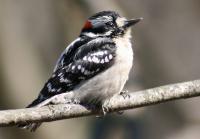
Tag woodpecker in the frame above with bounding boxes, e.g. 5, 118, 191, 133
18, 11, 142, 131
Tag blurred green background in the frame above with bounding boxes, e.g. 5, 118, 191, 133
0, 0, 200, 139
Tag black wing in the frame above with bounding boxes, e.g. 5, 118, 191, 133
53, 37, 92, 72
28, 37, 116, 107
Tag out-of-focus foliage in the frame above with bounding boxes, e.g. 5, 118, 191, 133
0, 0, 200, 139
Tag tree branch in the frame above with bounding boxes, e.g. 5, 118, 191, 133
0, 80, 200, 127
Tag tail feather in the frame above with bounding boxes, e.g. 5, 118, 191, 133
17, 97, 44, 132
18, 92, 74, 131
18, 81, 56, 131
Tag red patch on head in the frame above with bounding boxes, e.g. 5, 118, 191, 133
83, 20, 92, 30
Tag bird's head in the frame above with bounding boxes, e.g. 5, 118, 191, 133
80, 11, 142, 38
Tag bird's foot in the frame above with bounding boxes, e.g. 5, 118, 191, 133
119, 90, 130, 99
47, 94, 80, 113
102, 105, 109, 115
115, 90, 130, 115
71, 98, 80, 104
101, 99, 111, 115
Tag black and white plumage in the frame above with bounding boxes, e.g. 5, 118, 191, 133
19, 11, 142, 131
28, 37, 116, 107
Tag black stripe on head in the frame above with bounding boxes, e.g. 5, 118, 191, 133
89, 11, 120, 21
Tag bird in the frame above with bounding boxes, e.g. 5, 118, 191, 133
18, 11, 142, 131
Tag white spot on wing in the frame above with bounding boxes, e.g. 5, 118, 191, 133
83, 56, 87, 61
72, 65, 75, 70
109, 54, 113, 60
58, 73, 63, 77
47, 83, 56, 92
60, 77, 69, 83
88, 57, 92, 62
57, 88, 62, 92
81, 67, 85, 73
78, 65, 81, 70
105, 56, 109, 62
100, 59, 104, 63
99, 51, 104, 56
96, 68, 100, 72
92, 56, 100, 63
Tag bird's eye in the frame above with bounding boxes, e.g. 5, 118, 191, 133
106, 22, 114, 27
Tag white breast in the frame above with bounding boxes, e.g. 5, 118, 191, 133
73, 30, 133, 104
114, 29, 133, 66
113, 29, 133, 91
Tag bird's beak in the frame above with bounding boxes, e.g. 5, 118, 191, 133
124, 17, 143, 28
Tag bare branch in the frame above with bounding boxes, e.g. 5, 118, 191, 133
0, 80, 200, 127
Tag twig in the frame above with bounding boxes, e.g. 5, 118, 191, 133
0, 79, 200, 127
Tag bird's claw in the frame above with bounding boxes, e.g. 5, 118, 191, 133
101, 100, 111, 115
102, 105, 110, 115
71, 98, 80, 104
47, 105, 56, 113
120, 90, 130, 99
